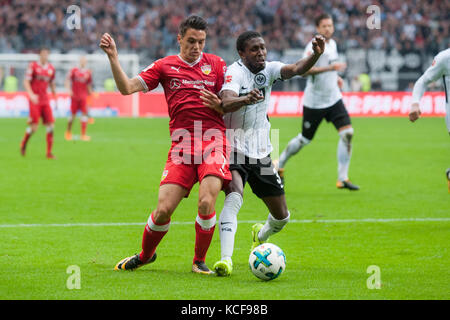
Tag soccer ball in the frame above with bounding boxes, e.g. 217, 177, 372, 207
249, 243, 286, 281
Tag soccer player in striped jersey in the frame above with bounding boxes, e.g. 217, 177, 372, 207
201, 31, 325, 276
409, 48, 450, 192
276, 13, 360, 191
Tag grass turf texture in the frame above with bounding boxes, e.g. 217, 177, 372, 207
0, 117, 449, 300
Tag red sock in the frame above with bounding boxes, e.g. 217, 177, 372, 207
193, 211, 216, 263
46, 131, 53, 155
21, 132, 31, 149
139, 212, 170, 263
81, 121, 87, 136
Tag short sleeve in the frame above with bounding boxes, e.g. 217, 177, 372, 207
267, 61, 286, 84
214, 57, 227, 93
137, 59, 163, 93
220, 65, 243, 95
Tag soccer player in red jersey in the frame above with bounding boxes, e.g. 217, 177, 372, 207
65, 56, 93, 141
100, 16, 232, 274
21, 47, 57, 159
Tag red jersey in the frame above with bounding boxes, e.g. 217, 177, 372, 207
68, 67, 92, 100
25, 61, 55, 104
138, 53, 227, 134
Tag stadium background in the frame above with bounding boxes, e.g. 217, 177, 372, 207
0, 0, 448, 118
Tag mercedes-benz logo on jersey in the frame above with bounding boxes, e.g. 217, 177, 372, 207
170, 78, 181, 90
254, 73, 266, 87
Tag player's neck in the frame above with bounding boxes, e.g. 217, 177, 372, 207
178, 52, 203, 66
39, 59, 48, 67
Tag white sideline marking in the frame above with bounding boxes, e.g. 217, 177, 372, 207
0, 218, 449, 228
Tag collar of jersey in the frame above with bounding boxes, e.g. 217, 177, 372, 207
177, 52, 203, 67
37, 61, 49, 68
238, 59, 261, 75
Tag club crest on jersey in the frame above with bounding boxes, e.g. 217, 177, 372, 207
254, 73, 267, 87
201, 64, 212, 75
226, 75, 233, 83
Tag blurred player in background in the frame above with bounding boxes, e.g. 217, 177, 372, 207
100, 16, 231, 275
276, 13, 359, 191
65, 56, 93, 141
409, 48, 450, 192
20, 47, 56, 159
200, 31, 325, 276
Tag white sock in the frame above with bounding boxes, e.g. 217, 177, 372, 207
258, 212, 290, 242
337, 127, 354, 181
219, 192, 243, 261
279, 134, 310, 168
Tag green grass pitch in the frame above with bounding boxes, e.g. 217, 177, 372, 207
0, 116, 449, 300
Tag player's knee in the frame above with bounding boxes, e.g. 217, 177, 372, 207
298, 133, 311, 145
153, 205, 174, 223
339, 127, 354, 144
198, 193, 215, 216
225, 181, 243, 196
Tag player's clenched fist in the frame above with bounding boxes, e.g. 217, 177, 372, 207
245, 88, 264, 105
409, 103, 421, 122
99, 33, 118, 58
311, 35, 325, 55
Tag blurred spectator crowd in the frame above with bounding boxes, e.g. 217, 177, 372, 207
0, 0, 448, 60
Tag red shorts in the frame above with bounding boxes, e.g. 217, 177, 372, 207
28, 101, 54, 125
160, 139, 232, 197
70, 98, 87, 115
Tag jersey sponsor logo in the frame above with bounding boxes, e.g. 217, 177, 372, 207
254, 73, 267, 87
170, 78, 181, 90
181, 79, 215, 86
200, 64, 211, 75
226, 75, 233, 83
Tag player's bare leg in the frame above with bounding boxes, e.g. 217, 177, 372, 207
336, 125, 359, 190
252, 195, 290, 249
214, 170, 244, 276
20, 123, 38, 156
65, 114, 75, 140
115, 183, 187, 271
45, 124, 55, 159
80, 113, 90, 141
193, 175, 222, 275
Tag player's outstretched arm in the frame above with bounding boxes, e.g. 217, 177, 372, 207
409, 55, 445, 122
280, 35, 325, 79
200, 89, 264, 114
99, 33, 144, 95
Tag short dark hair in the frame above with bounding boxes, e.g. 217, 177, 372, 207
39, 47, 50, 53
178, 15, 208, 37
315, 13, 332, 26
236, 31, 263, 52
